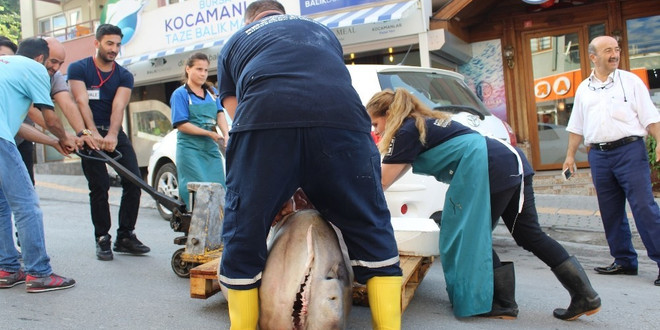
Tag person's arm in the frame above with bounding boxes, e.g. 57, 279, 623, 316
177, 122, 222, 142
41, 108, 77, 154
53, 91, 98, 149
221, 96, 238, 120
216, 111, 230, 147
102, 86, 131, 152
381, 163, 412, 191
69, 79, 103, 146
16, 123, 68, 156
26, 107, 46, 127
563, 132, 584, 175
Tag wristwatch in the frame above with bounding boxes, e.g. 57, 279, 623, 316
77, 129, 93, 137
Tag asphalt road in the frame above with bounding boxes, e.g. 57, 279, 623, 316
2, 175, 659, 329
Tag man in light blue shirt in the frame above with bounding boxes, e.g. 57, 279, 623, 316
0, 37, 76, 292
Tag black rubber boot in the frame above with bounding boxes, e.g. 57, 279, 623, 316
480, 262, 518, 319
551, 256, 602, 320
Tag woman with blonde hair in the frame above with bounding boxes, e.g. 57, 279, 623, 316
170, 52, 229, 208
367, 88, 601, 321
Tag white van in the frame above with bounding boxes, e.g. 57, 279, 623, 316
146, 65, 516, 221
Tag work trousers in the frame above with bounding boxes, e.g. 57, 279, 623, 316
490, 174, 569, 269
81, 129, 141, 239
219, 127, 402, 290
589, 139, 660, 269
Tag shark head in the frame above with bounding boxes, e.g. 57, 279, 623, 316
260, 209, 353, 329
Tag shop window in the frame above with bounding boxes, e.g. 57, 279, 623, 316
627, 15, 660, 110
530, 36, 552, 53
37, 9, 83, 40
38, 19, 51, 35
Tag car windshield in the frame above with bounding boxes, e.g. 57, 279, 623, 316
377, 71, 491, 117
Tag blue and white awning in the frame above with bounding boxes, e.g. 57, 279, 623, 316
313, 1, 418, 29
117, 39, 227, 66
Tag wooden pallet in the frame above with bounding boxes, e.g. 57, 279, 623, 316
351, 255, 433, 312
189, 255, 222, 299
189, 253, 433, 312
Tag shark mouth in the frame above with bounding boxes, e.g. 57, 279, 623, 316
292, 227, 315, 329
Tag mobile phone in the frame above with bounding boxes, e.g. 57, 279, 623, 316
562, 168, 572, 181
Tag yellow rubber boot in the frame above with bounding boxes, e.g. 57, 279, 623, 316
227, 288, 259, 330
367, 276, 402, 330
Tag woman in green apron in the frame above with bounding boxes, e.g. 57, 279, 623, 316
367, 88, 493, 317
170, 53, 229, 208
367, 89, 601, 321
367, 88, 600, 320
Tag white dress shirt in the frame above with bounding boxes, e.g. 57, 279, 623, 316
567, 69, 660, 145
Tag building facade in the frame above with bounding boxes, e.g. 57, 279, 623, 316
19, 0, 660, 172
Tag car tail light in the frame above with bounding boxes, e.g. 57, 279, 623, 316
502, 121, 517, 146
371, 131, 381, 144
400, 204, 408, 215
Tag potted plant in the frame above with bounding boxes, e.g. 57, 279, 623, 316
646, 135, 660, 191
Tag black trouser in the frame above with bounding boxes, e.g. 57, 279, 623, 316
81, 129, 141, 239
490, 174, 569, 269
17, 140, 34, 186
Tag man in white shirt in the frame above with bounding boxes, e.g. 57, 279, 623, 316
564, 35, 660, 286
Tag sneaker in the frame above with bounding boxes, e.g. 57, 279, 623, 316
96, 235, 114, 261
113, 232, 150, 255
25, 273, 75, 293
0, 270, 26, 288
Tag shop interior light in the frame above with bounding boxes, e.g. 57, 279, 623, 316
503, 45, 515, 69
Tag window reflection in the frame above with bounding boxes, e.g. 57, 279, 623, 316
627, 15, 660, 111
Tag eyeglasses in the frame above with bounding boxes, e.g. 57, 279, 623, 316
587, 69, 627, 102
587, 78, 614, 91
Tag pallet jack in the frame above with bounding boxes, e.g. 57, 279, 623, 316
77, 149, 224, 278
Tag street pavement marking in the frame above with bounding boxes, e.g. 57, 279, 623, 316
557, 209, 597, 216
36, 181, 88, 194
538, 207, 624, 218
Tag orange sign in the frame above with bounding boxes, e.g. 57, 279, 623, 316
534, 69, 582, 102
534, 68, 649, 103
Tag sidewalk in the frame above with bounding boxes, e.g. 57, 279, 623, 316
34, 174, 637, 242
35, 173, 158, 210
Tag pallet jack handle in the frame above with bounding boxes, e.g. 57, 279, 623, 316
76, 149, 188, 216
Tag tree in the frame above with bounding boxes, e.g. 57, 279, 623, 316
0, 0, 21, 42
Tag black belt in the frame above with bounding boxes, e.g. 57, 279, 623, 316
591, 136, 641, 151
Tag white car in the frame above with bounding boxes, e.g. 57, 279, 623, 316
147, 65, 516, 222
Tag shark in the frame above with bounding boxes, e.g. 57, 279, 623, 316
259, 209, 354, 330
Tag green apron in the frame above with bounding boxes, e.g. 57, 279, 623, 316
176, 93, 225, 208
412, 133, 493, 317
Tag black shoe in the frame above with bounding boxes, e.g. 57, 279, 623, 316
655, 272, 660, 286
594, 262, 637, 275
113, 233, 150, 255
96, 235, 113, 261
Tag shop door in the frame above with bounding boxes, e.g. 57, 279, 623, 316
524, 25, 604, 170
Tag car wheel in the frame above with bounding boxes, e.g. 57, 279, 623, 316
431, 211, 442, 228
154, 162, 179, 220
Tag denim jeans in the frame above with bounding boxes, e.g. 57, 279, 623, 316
81, 129, 141, 239
0, 138, 52, 277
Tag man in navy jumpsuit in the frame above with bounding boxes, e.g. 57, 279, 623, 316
216, 1, 402, 328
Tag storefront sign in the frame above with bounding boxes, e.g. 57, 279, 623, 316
534, 70, 581, 102
330, 7, 423, 45
300, 0, 381, 15
534, 68, 649, 103
119, 0, 248, 59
